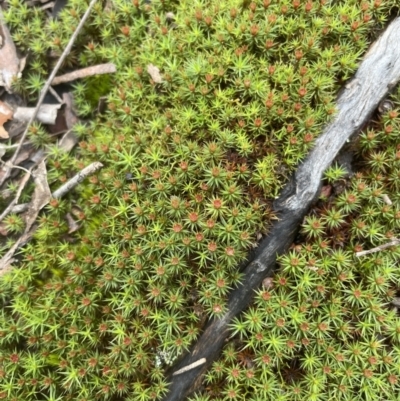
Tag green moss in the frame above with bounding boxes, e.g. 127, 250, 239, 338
1, 0, 400, 400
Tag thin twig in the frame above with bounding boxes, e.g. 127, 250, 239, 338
172, 358, 206, 376
51, 63, 116, 85
355, 239, 400, 257
10, 162, 104, 214
52, 162, 103, 198
0, 0, 99, 188
0, 166, 33, 223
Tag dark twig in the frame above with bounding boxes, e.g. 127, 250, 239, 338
162, 16, 400, 401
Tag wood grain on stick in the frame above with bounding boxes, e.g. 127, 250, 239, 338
51, 63, 116, 86
162, 17, 400, 401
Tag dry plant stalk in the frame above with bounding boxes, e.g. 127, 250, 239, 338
0, 167, 33, 223
355, 239, 400, 257
51, 62, 116, 85
172, 359, 207, 376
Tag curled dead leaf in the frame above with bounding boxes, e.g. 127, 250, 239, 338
0, 17, 23, 93
23, 161, 52, 232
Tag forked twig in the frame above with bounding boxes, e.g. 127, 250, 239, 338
10, 162, 104, 214
52, 161, 103, 198
0, 161, 103, 274
0, 0, 99, 188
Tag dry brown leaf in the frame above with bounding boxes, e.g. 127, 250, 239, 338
320, 185, 332, 198
147, 64, 163, 83
30, 149, 45, 163
56, 92, 78, 151
0, 101, 13, 138
14, 146, 35, 168
23, 161, 51, 232
3, 119, 25, 139
0, 18, 23, 93
0, 128, 9, 139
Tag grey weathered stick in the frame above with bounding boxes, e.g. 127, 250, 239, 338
163, 17, 400, 401
10, 203, 30, 215
0, 0, 98, 188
